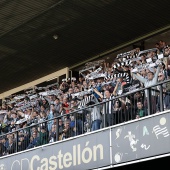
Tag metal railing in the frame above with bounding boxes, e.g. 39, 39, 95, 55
0, 79, 170, 156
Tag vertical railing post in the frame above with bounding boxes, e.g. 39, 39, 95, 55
103, 101, 106, 128
89, 108, 92, 132
74, 112, 77, 135
56, 118, 59, 141
16, 131, 18, 152
159, 84, 164, 112
146, 88, 152, 115
81, 109, 83, 134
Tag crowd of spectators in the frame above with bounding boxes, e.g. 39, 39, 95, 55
0, 40, 170, 156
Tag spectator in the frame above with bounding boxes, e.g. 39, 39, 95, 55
84, 113, 91, 133
40, 98, 49, 111
156, 87, 170, 112
113, 76, 124, 96
26, 131, 40, 149
3, 112, 13, 133
49, 124, 57, 143
18, 134, 29, 152
58, 119, 64, 140
102, 90, 115, 127
0, 142, 6, 157
54, 98, 62, 115
157, 72, 167, 90
132, 66, 160, 114
61, 120, 71, 140
38, 126, 48, 146
66, 88, 74, 102
93, 77, 104, 101
62, 97, 70, 115
106, 83, 115, 94
115, 64, 132, 89
86, 95, 102, 131
0, 39, 170, 156
47, 107, 54, 133
0, 136, 7, 154
113, 99, 124, 124
69, 114, 77, 137
135, 101, 146, 119
6, 137, 16, 155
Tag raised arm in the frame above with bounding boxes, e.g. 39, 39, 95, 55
152, 66, 160, 84
132, 71, 147, 84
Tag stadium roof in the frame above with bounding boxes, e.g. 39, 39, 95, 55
0, 0, 170, 94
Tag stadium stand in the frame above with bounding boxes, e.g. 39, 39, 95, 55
0, 1, 170, 169
0, 39, 170, 156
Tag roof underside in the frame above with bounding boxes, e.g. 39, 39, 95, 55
0, 0, 170, 93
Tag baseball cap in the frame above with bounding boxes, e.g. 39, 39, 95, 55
148, 68, 155, 74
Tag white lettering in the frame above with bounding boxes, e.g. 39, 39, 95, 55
11, 160, 20, 170
30, 155, 40, 170
11, 142, 104, 170
63, 152, 72, 168
73, 145, 76, 166
93, 144, 104, 161
58, 150, 63, 169
49, 156, 57, 170
40, 158, 48, 170
82, 141, 92, 164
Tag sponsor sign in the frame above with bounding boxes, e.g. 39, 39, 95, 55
0, 130, 110, 170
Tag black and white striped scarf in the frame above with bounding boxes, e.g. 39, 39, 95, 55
78, 95, 94, 107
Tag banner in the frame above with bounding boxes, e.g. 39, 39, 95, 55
1, 111, 170, 169
0, 130, 110, 170
112, 112, 170, 164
